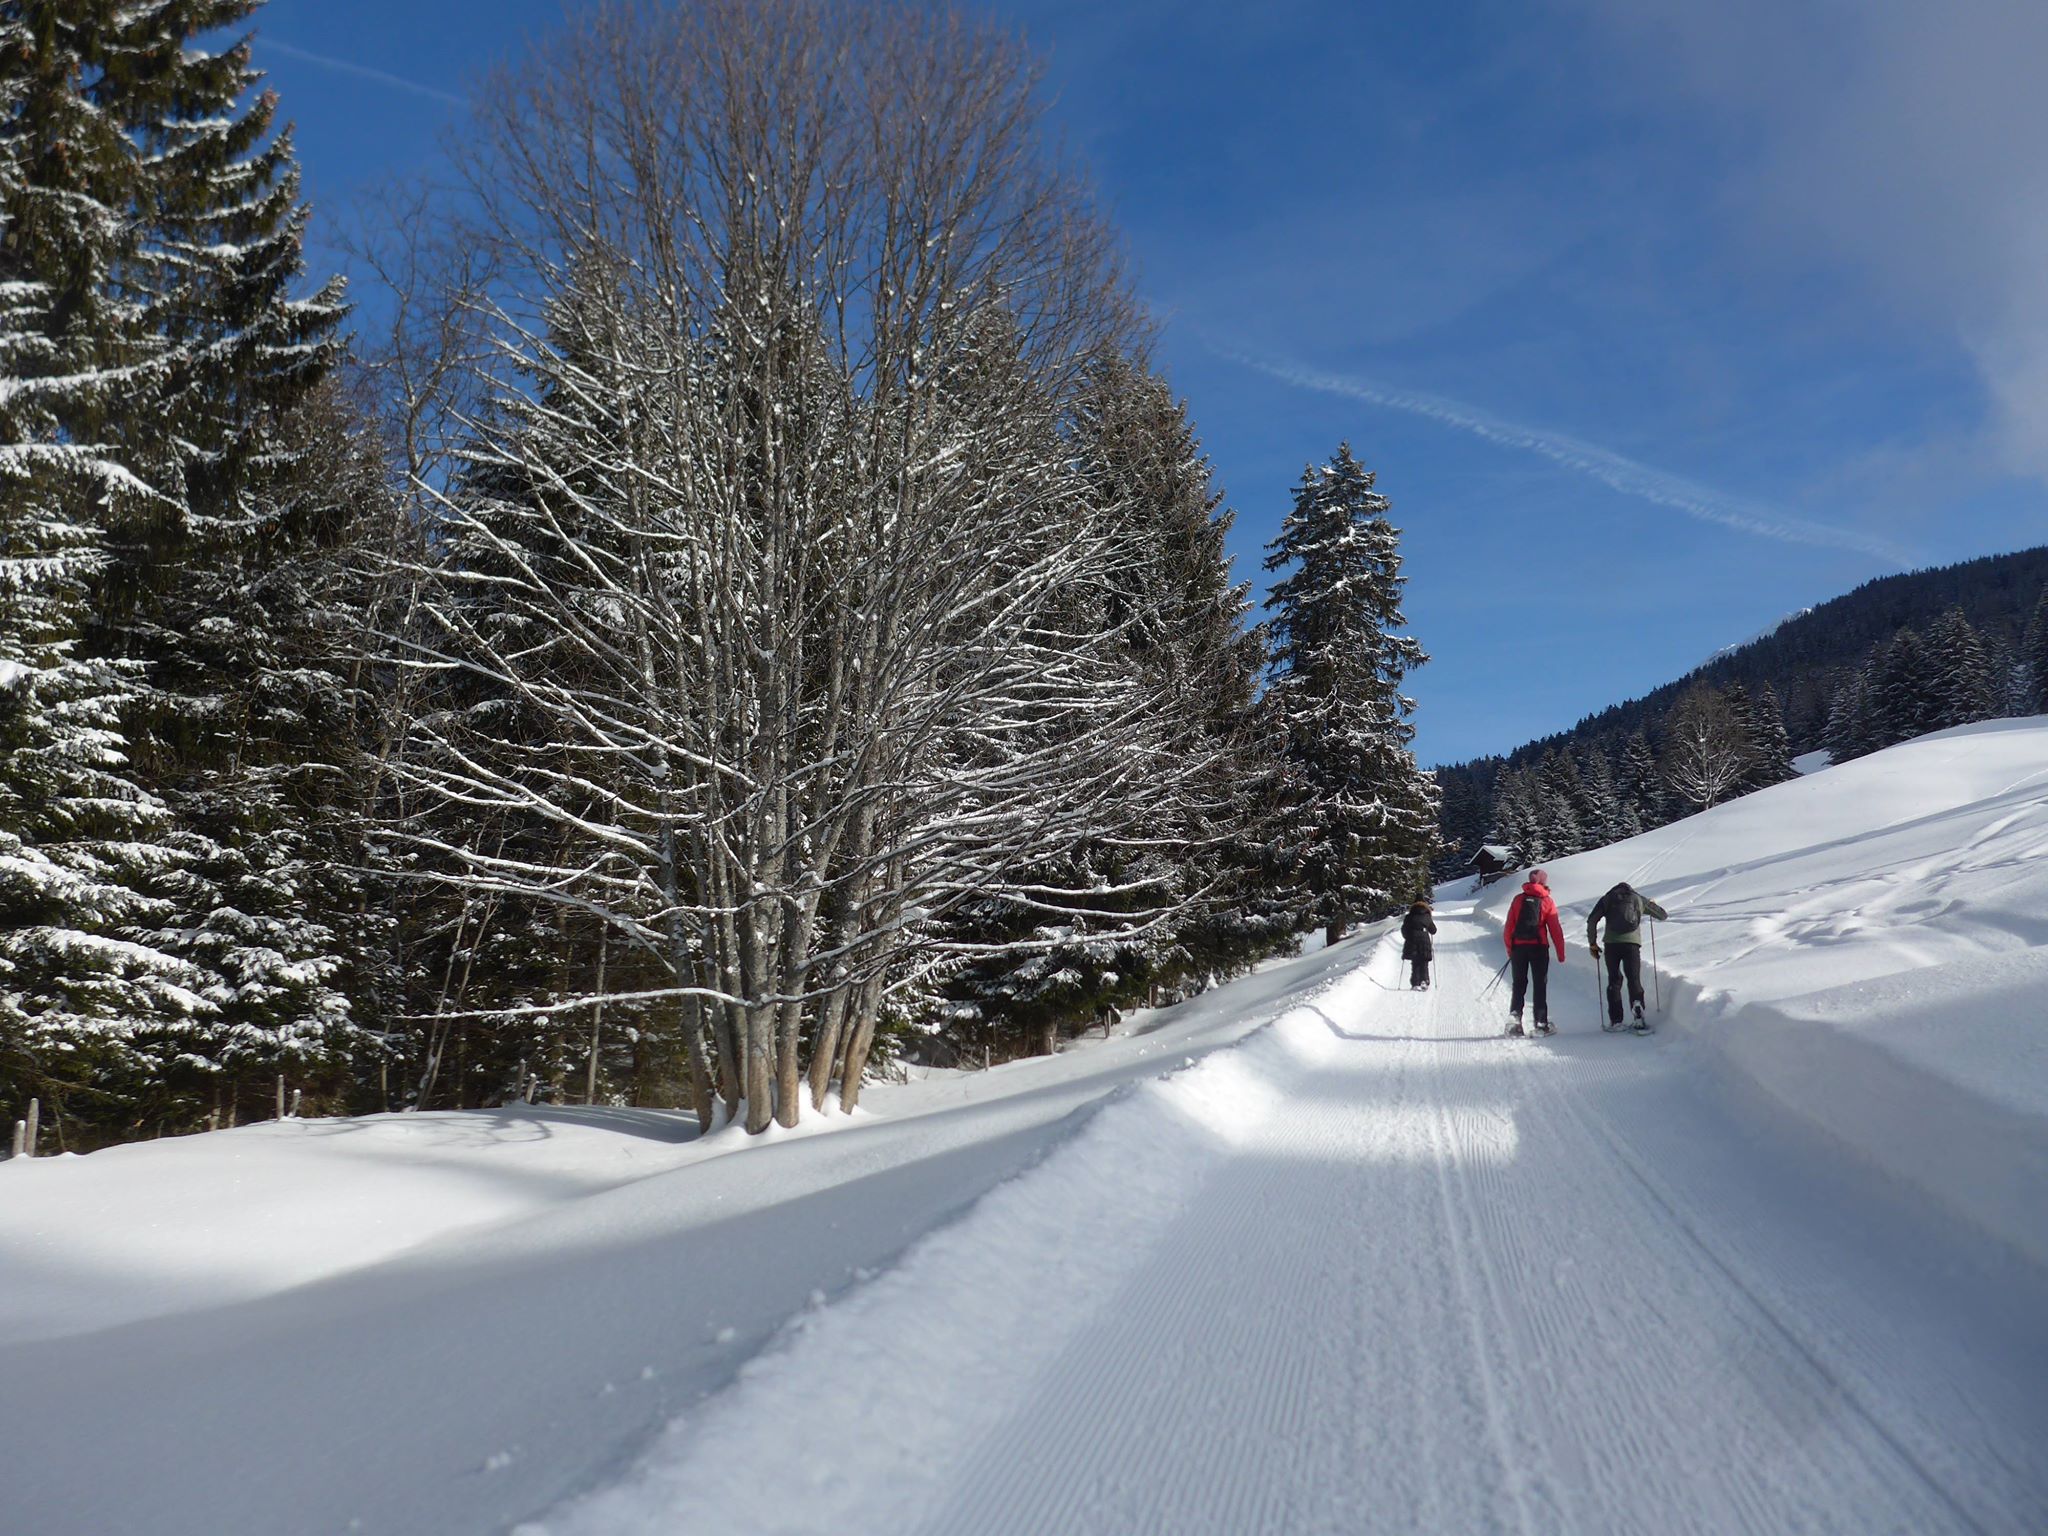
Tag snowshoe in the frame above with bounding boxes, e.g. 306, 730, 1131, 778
1504, 1014, 1524, 1038
1535, 1020, 1556, 1036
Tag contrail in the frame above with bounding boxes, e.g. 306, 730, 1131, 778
261, 38, 472, 110
1212, 343, 1920, 569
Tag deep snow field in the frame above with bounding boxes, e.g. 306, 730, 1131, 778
3, 718, 2045, 1535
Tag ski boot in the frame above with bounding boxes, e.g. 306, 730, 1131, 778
1504, 1011, 1525, 1038
1630, 1001, 1651, 1035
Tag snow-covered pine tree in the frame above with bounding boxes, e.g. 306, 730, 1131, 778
1486, 768, 1524, 865
0, 409, 208, 1131
0, 2, 352, 1138
1747, 682, 1796, 787
940, 356, 1280, 1049
89, 5, 349, 1133
148, 378, 393, 1124
1534, 747, 1586, 858
1863, 628, 1938, 750
1505, 765, 1550, 865
2024, 586, 2048, 714
1078, 358, 1286, 981
1263, 445, 1438, 944
1617, 730, 1664, 833
1577, 745, 1630, 845
0, 6, 217, 1139
1430, 765, 1494, 884
1823, 664, 1873, 762
1986, 631, 2028, 720
1923, 607, 1997, 731
1725, 681, 1793, 793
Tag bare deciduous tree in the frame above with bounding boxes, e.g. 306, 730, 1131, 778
1663, 685, 1752, 811
377, 0, 1209, 1131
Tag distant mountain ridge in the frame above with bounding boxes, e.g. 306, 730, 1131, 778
1433, 543, 2048, 875
1708, 606, 1813, 662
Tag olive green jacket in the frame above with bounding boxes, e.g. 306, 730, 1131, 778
1587, 883, 1667, 948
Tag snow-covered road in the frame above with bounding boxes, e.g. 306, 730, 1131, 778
541, 901, 2048, 1536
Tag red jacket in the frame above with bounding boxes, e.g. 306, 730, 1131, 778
1503, 882, 1566, 960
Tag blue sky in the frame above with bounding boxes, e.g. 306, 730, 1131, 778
257, 0, 2047, 765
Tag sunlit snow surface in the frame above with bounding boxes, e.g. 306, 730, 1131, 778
2, 719, 2046, 1536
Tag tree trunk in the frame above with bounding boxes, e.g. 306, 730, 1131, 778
772, 904, 811, 1128
684, 1022, 716, 1131
836, 975, 888, 1114
808, 981, 851, 1111
586, 930, 607, 1105
743, 1002, 775, 1133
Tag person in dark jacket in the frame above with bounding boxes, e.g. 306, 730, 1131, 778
1502, 869, 1566, 1035
1587, 880, 1669, 1030
1399, 896, 1436, 989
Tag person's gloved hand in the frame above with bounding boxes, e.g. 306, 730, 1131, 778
1590, 942, 1601, 959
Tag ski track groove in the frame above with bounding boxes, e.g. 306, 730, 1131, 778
921, 1026, 1404, 1536
1520, 1025, 1998, 1536
1421, 1015, 1547, 1536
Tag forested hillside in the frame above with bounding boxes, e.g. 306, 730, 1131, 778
1435, 545, 2048, 878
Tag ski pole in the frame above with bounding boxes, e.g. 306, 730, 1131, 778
1593, 945, 1603, 1029
1479, 957, 1509, 1000
1650, 919, 1662, 1014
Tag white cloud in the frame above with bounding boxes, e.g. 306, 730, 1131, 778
1211, 341, 1920, 567
1571, 0, 2048, 483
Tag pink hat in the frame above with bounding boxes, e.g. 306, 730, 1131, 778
1530, 868, 1549, 887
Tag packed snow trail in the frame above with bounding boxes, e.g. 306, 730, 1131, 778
532, 898, 2048, 1536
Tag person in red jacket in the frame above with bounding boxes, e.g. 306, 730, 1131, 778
1502, 868, 1566, 1036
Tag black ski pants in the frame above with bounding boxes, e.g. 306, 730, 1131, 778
1409, 954, 1430, 987
1509, 947, 1550, 1023
1605, 944, 1645, 1022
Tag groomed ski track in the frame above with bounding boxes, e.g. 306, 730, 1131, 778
537, 893, 2048, 1536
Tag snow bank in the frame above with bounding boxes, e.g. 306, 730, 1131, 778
0, 1105, 703, 1344
517, 955, 1391, 1536
1485, 717, 2048, 1265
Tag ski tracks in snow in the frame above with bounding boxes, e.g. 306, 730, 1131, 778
522, 912, 2048, 1536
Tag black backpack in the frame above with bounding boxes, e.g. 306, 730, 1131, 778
1610, 886, 1643, 932
1513, 889, 1544, 944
